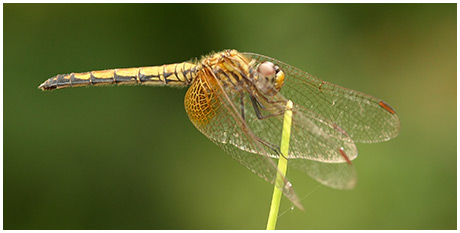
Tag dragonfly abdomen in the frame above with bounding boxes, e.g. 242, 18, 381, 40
38, 62, 198, 91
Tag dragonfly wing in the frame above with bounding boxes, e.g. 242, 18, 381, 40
289, 102, 358, 163
242, 93, 359, 189
185, 63, 358, 193
209, 78, 358, 164
184, 68, 303, 209
243, 52, 400, 143
289, 158, 357, 190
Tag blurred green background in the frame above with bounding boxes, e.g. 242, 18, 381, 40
4, 3, 456, 230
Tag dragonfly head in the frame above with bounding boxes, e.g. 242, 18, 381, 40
255, 61, 285, 96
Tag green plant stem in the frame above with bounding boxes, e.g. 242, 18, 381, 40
266, 100, 293, 230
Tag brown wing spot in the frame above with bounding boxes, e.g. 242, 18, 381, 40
379, 101, 396, 114
338, 147, 352, 165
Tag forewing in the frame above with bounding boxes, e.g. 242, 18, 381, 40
243, 52, 400, 143
216, 82, 358, 164
240, 92, 358, 189
289, 159, 357, 190
239, 53, 359, 188
186, 63, 357, 191
185, 69, 303, 209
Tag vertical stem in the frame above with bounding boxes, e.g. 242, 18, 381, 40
266, 100, 294, 230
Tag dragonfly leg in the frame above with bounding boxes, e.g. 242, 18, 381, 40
236, 94, 285, 159
240, 93, 245, 122
255, 90, 286, 105
247, 95, 289, 160
254, 135, 285, 160
249, 94, 263, 119
250, 95, 285, 120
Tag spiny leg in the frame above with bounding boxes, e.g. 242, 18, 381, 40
247, 95, 288, 159
250, 95, 285, 120
240, 93, 245, 122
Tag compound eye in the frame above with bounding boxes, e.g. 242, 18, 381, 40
274, 69, 285, 90
257, 62, 276, 77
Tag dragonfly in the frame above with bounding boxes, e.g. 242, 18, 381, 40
39, 49, 400, 209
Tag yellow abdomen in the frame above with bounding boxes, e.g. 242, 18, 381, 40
38, 62, 198, 90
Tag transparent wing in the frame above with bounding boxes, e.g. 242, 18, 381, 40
241, 92, 358, 189
184, 68, 303, 209
243, 52, 400, 143
289, 159, 357, 190
185, 62, 357, 193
